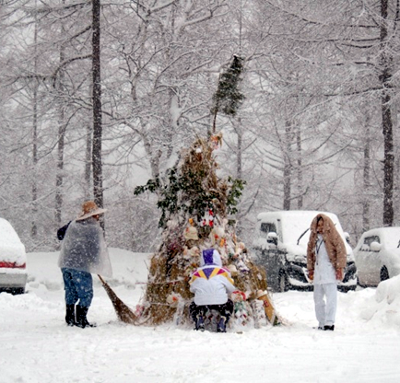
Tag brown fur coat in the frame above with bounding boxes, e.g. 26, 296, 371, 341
307, 214, 347, 272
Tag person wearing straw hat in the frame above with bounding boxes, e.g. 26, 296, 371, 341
58, 201, 112, 328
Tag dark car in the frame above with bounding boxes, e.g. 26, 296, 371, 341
252, 211, 357, 293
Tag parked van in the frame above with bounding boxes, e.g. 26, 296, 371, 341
252, 210, 357, 292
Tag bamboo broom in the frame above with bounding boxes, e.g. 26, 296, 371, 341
97, 275, 137, 325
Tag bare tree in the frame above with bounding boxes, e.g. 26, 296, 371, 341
92, 0, 103, 210
380, 0, 395, 226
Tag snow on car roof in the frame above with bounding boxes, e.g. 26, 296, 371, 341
256, 210, 346, 246
0, 217, 26, 264
360, 227, 400, 249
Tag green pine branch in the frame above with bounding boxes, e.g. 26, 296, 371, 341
211, 55, 245, 133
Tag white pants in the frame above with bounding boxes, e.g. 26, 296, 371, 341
313, 283, 337, 327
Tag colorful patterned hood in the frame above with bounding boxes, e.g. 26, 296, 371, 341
200, 248, 222, 267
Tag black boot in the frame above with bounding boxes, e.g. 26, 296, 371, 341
76, 305, 96, 328
65, 304, 76, 326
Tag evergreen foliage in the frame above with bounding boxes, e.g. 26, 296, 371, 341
226, 176, 246, 215
211, 55, 245, 120
134, 144, 246, 228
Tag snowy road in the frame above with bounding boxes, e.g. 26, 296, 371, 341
1, 249, 399, 383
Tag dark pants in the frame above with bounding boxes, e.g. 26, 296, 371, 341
189, 300, 234, 323
61, 268, 93, 308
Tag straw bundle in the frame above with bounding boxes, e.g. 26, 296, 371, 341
134, 136, 279, 327
97, 275, 137, 325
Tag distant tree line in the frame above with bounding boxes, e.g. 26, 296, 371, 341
0, 0, 399, 251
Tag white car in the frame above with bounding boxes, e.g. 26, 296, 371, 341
354, 227, 400, 287
0, 218, 27, 294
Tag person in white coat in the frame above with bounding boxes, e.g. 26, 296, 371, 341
189, 248, 236, 332
307, 214, 347, 331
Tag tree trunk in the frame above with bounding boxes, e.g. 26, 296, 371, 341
296, 126, 303, 209
362, 120, 371, 232
380, 0, 394, 226
283, 121, 292, 210
237, 119, 242, 180
85, 123, 92, 200
31, 1, 38, 238
92, 0, 104, 211
55, 84, 65, 227
55, 7, 66, 227
32, 83, 38, 238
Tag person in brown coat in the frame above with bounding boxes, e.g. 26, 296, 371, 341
307, 213, 347, 331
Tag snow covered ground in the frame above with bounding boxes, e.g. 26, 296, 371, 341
1, 248, 400, 383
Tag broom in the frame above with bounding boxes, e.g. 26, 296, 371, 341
97, 274, 138, 324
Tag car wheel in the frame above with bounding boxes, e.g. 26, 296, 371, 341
342, 285, 357, 293
278, 272, 289, 292
380, 267, 389, 282
11, 287, 25, 295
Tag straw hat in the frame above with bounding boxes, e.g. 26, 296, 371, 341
184, 226, 199, 240
76, 201, 107, 221
256, 289, 268, 299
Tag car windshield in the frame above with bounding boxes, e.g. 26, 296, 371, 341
284, 223, 312, 246
280, 213, 318, 246
281, 212, 346, 247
